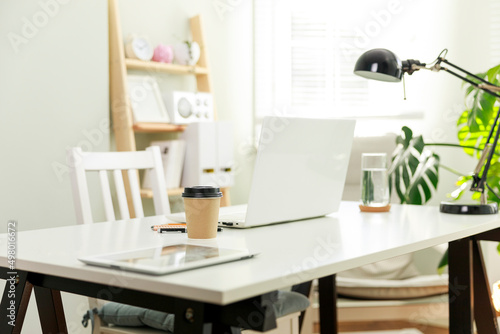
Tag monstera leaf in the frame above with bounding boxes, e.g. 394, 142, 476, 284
389, 127, 440, 204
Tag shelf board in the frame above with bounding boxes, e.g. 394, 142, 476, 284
133, 123, 186, 133
141, 188, 184, 198
125, 58, 209, 75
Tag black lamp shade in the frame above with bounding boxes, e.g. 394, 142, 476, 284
354, 48, 403, 82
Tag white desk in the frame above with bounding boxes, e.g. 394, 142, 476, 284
1, 201, 500, 333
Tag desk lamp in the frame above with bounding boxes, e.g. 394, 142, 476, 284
354, 48, 500, 214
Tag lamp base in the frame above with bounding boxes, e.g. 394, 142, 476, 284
440, 201, 498, 214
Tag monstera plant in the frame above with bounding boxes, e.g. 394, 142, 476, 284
389, 126, 440, 205
389, 63, 500, 271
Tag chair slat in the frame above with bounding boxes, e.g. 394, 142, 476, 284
68, 147, 94, 224
68, 146, 171, 224
98, 170, 116, 222
113, 169, 130, 220
83, 151, 155, 170
147, 146, 170, 215
127, 169, 144, 218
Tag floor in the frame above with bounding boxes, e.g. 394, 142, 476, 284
313, 320, 447, 334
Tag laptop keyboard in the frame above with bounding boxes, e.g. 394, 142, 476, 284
218, 212, 246, 225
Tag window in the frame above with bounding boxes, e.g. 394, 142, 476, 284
253, 0, 426, 135
490, 0, 500, 66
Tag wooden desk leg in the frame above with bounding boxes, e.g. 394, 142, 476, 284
473, 241, 500, 333
33, 286, 67, 334
318, 274, 337, 334
448, 238, 474, 333
0, 271, 32, 334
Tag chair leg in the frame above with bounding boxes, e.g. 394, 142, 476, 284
87, 298, 103, 334
291, 280, 313, 331
297, 282, 316, 334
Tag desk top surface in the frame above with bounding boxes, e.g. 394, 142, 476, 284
1, 201, 499, 305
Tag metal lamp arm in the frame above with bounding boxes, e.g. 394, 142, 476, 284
434, 58, 500, 199
440, 58, 497, 87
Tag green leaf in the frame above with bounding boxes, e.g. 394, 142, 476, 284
437, 249, 448, 275
497, 242, 500, 254
405, 152, 440, 204
485, 160, 500, 204
464, 85, 475, 97
486, 64, 500, 83
390, 127, 439, 204
457, 110, 492, 158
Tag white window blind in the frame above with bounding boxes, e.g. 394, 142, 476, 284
254, 0, 423, 122
490, 0, 500, 65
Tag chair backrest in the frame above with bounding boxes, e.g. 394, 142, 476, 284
68, 146, 170, 224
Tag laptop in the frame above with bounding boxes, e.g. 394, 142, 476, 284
78, 243, 258, 275
168, 116, 355, 228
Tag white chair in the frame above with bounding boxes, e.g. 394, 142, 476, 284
69, 146, 171, 334
68, 146, 302, 334
69, 146, 170, 225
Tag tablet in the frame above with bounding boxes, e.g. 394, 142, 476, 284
78, 243, 258, 275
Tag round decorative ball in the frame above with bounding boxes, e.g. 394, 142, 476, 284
173, 41, 201, 66
152, 44, 174, 63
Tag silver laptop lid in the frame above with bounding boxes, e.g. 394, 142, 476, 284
244, 117, 355, 227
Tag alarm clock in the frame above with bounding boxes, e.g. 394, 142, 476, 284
125, 34, 154, 61
164, 91, 214, 124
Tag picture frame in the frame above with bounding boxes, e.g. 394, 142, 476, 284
127, 75, 170, 123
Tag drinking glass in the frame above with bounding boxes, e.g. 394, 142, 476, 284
361, 153, 390, 208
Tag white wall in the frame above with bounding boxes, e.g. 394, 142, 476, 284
0, 0, 109, 233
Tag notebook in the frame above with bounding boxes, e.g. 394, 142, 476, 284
168, 116, 356, 228
78, 243, 257, 275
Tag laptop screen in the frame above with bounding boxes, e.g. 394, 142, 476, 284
244, 117, 355, 226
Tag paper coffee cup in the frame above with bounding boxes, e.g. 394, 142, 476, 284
182, 186, 223, 239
